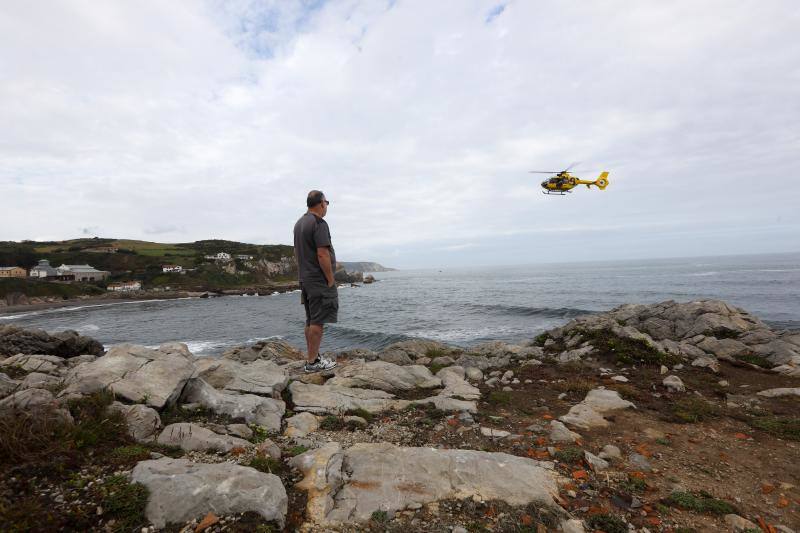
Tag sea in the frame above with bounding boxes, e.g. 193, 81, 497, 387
2, 253, 799, 357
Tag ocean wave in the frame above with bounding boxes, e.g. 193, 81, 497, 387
325, 325, 411, 350
687, 271, 719, 277
765, 319, 800, 331
463, 303, 593, 318
76, 324, 100, 332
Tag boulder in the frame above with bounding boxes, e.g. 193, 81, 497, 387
663, 375, 686, 392
60, 343, 195, 410
289, 381, 408, 415
131, 458, 287, 528
180, 378, 285, 432
223, 339, 303, 364
1, 354, 66, 375
466, 341, 543, 360
464, 367, 483, 381
691, 356, 720, 373
559, 389, 635, 429
326, 360, 441, 392
724, 514, 760, 532
0, 372, 20, 398
285, 412, 319, 438
584, 451, 609, 471
227, 423, 253, 439
157, 423, 253, 453
194, 358, 288, 397
0, 324, 104, 357
108, 401, 162, 442
696, 337, 750, 358
549, 420, 582, 443
377, 339, 455, 365
0, 387, 56, 411
19, 372, 61, 390
290, 442, 562, 524
435, 366, 480, 400
558, 346, 594, 363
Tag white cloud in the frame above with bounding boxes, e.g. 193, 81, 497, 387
1, 0, 799, 267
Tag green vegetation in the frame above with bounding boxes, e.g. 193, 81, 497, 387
621, 475, 647, 494
0, 278, 104, 299
553, 446, 583, 464
249, 424, 271, 443
0, 237, 296, 296
576, 328, 680, 366
287, 445, 309, 457
735, 353, 772, 368
586, 513, 627, 533
320, 415, 345, 431
486, 390, 513, 406
666, 491, 737, 515
248, 456, 282, 474
109, 445, 151, 463
532, 332, 550, 347
669, 397, 719, 424
748, 415, 800, 440
424, 347, 449, 358
345, 408, 374, 423
553, 378, 596, 395
369, 510, 389, 524
99, 475, 150, 532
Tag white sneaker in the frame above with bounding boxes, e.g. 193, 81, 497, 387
304, 357, 337, 373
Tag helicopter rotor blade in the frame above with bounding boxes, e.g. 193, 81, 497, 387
529, 171, 561, 174
562, 161, 581, 173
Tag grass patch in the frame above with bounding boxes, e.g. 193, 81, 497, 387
109, 445, 151, 463
666, 491, 737, 515
428, 363, 447, 375
98, 475, 149, 532
249, 456, 282, 474
586, 513, 627, 533
319, 415, 345, 431
735, 353, 772, 368
532, 332, 550, 347
669, 397, 719, 424
553, 446, 583, 464
620, 475, 647, 494
486, 390, 513, 406
249, 424, 271, 443
748, 415, 800, 440
424, 347, 448, 358
287, 445, 309, 457
369, 510, 389, 524
577, 328, 679, 366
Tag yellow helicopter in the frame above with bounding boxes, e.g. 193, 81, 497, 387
530, 166, 610, 195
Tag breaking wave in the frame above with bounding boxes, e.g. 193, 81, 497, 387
463, 303, 593, 319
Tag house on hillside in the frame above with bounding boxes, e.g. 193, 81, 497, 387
204, 252, 232, 262
236, 254, 254, 260
0, 266, 27, 278
107, 281, 141, 292
56, 264, 110, 282
162, 264, 183, 273
29, 259, 58, 278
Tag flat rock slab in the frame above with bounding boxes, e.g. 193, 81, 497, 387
194, 358, 288, 397
559, 388, 635, 429
290, 442, 562, 525
157, 423, 252, 453
60, 344, 195, 410
180, 378, 285, 432
0, 324, 104, 357
1, 354, 66, 375
289, 381, 408, 415
131, 458, 287, 528
757, 387, 800, 398
326, 360, 441, 392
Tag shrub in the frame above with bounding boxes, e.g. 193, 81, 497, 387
586, 513, 627, 533
99, 475, 149, 532
249, 456, 282, 474
666, 491, 737, 515
669, 397, 719, 424
319, 415, 344, 431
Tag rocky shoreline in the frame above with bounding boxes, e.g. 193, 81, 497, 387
1, 300, 799, 532
0, 282, 303, 315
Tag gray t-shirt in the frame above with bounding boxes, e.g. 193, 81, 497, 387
293, 212, 336, 285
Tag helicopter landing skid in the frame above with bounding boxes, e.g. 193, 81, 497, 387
542, 190, 570, 195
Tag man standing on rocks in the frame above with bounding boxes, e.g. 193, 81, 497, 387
294, 190, 338, 373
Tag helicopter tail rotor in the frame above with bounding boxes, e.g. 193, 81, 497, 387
594, 171, 610, 190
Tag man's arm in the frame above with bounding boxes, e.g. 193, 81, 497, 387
317, 247, 335, 287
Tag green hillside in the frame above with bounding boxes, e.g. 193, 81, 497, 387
0, 238, 296, 294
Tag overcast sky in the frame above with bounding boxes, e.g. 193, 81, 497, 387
1, 0, 799, 268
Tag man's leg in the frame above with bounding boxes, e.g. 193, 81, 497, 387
304, 325, 312, 361
307, 324, 324, 362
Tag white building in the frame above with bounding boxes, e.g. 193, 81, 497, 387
236, 254, 254, 261
162, 264, 183, 273
56, 264, 110, 282
107, 281, 141, 292
204, 252, 232, 262
29, 259, 57, 278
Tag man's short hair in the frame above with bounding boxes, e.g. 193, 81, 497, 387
307, 190, 325, 208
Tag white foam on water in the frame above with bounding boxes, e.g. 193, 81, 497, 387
76, 324, 100, 332
687, 271, 719, 277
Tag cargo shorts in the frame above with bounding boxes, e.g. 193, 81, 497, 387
300, 282, 338, 326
